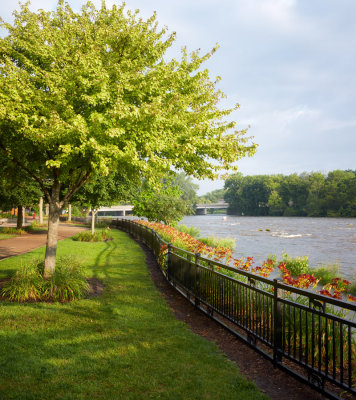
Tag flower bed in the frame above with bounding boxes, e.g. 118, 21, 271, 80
138, 221, 356, 303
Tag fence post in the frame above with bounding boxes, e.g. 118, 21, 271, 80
195, 253, 201, 308
150, 228, 154, 250
166, 243, 172, 282
273, 278, 283, 365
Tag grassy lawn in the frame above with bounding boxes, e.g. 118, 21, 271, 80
0, 229, 268, 400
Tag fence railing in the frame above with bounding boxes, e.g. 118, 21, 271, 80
113, 219, 356, 400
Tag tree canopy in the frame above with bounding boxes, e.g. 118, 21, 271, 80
0, 1, 256, 275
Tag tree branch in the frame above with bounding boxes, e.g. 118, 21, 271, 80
62, 170, 92, 204
0, 141, 50, 202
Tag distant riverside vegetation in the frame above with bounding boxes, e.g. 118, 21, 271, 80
201, 170, 356, 217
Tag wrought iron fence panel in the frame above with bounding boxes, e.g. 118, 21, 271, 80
114, 219, 356, 399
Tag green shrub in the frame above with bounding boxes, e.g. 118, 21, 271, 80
95, 220, 112, 228
199, 236, 236, 250
310, 263, 341, 285
72, 228, 113, 242
0, 227, 26, 235
279, 252, 309, 276
177, 224, 201, 237
1, 257, 89, 302
266, 253, 277, 267
0, 212, 12, 218
25, 221, 47, 232
350, 275, 356, 296
1, 259, 44, 302
42, 257, 89, 301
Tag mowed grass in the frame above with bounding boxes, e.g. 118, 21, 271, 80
0, 229, 268, 400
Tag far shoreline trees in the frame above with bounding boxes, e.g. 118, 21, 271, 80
223, 170, 356, 217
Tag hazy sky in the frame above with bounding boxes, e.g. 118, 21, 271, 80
1, 0, 355, 194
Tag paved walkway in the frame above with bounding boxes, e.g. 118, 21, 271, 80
0, 224, 87, 260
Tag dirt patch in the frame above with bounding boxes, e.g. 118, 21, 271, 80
137, 239, 327, 400
87, 277, 105, 297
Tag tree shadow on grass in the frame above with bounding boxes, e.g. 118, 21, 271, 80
0, 291, 233, 400
0, 229, 266, 400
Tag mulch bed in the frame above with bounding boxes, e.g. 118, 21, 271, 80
137, 239, 328, 400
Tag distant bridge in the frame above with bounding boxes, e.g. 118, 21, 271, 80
96, 201, 229, 218
195, 202, 228, 215
97, 205, 133, 217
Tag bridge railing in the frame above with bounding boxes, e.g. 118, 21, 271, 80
112, 218, 356, 400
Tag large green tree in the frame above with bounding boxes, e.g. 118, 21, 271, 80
224, 173, 271, 215
322, 170, 356, 217
0, 1, 256, 276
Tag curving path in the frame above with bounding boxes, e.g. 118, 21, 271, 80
0, 224, 87, 260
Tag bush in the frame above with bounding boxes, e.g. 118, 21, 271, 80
95, 220, 112, 228
73, 228, 113, 242
310, 263, 340, 285
350, 275, 356, 296
0, 212, 12, 218
0, 227, 26, 235
199, 236, 236, 250
279, 252, 309, 276
1, 259, 44, 302
25, 221, 47, 232
41, 257, 89, 302
1, 257, 89, 302
176, 224, 200, 237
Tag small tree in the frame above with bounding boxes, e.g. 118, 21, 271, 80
72, 171, 135, 233
133, 181, 191, 225
0, 2, 256, 277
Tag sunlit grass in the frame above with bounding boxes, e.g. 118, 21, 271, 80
0, 229, 267, 400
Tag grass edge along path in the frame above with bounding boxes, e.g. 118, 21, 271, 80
0, 229, 268, 400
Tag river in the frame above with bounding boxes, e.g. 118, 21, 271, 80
180, 215, 356, 280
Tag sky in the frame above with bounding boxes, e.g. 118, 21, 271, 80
1, 0, 355, 195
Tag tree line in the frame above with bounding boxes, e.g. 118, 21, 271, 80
224, 170, 356, 217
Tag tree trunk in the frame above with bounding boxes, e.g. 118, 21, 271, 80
39, 197, 43, 224
91, 209, 97, 234
44, 183, 62, 278
45, 203, 49, 216
68, 204, 72, 222
16, 206, 23, 230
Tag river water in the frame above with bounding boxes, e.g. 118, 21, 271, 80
180, 215, 356, 280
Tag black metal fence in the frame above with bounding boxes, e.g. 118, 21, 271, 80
113, 219, 356, 400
